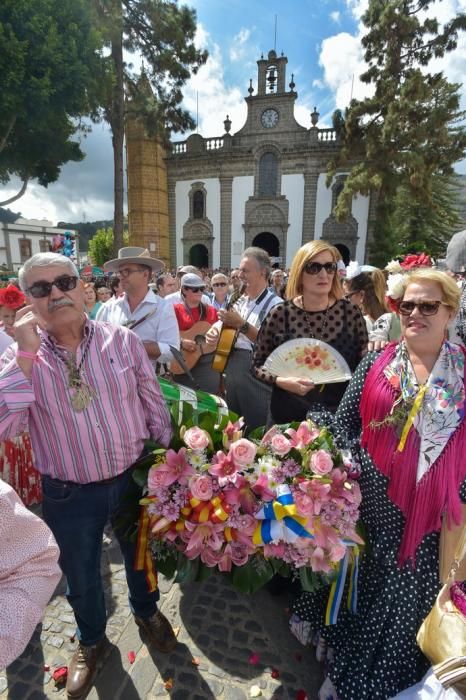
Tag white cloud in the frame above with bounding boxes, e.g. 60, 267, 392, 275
319, 32, 371, 110
330, 10, 341, 23
230, 28, 251, 62
178, 24, 248, 137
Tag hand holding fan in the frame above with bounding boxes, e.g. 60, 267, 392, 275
263, 339, 352, 384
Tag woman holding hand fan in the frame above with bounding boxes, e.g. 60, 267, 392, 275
252, 241, 368, 424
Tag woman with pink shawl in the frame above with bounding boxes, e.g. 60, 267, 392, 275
293, 267, 466, 700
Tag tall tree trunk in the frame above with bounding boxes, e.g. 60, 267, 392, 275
0, 177, 29, 206
110, 13, 125, 258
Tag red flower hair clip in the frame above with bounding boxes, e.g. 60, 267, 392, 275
0, 284, 26, 309
399, 253, 432, 270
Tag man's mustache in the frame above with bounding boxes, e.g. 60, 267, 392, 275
48, 299, 74, 312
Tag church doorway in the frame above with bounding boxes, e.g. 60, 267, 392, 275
334, 243, 350, 266
252, 232, 280, 258
189, 244, 209, 269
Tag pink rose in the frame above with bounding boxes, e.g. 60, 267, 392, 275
270, 433, 292, 456
148, 467, 170, 494
189, 474, 213, 501
183, 426, 211, 451
229, 438, 257, 467
310, 449, 333, 476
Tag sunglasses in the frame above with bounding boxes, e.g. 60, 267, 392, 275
118, 267, 146, 279
398, 300, 449, 316
212, 282, 227, 287
304, 261, 337, 275
183, 285, 205, 293
26, 275, 78, 299
345, 290, 360, 299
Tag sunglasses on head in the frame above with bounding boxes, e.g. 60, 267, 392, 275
398, 300, 448, 316
183, 285, 205, 293
26, 275, 78, 299
213, 282, 227, 287
304, 261, 337, 275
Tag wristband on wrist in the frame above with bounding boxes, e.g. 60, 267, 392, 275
239, 321, 249, 334
16, 350, 38, 361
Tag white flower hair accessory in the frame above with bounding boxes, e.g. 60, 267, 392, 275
337, 259, 346, 277
345, 260, 362, 280
385, 259, 403, 274
386, 273, 405, 301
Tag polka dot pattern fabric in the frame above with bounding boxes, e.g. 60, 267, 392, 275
292, 352, 466, 699
252, 298, 368, 422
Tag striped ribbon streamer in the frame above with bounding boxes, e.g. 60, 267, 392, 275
325, 544, 360, 625
397, 383, 427, 452
134, 506, 158, 593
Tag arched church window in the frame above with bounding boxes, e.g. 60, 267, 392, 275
193, 190, 205, 219
259, 152, 278, 197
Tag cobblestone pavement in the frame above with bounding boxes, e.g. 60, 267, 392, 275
1, 531, 322, 700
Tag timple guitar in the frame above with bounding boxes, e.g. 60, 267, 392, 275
170, 321, 214, 375
211, 289, 243, 373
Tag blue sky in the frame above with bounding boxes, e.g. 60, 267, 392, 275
2, 0, 465, 224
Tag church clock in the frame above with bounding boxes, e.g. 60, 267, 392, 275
261, 108, 279, 128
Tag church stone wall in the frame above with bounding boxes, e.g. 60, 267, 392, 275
282, 173, 305, 264
231, 176, 254, 267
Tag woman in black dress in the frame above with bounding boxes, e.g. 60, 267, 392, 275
252, 240, 368, 423
293, 267, 466, 699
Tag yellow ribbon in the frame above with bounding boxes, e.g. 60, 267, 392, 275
397, 383, 428, 452
135, 506, 158, 593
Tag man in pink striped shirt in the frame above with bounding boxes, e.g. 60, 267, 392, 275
0, 253, 176, 698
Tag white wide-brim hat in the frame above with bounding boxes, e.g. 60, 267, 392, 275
104, 247, 164, 273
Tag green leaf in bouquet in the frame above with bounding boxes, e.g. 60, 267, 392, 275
270, 558, 292, 579
231, 555, 275, 594
195, 562, 214, 582
132, 466, 152, 488
299, 566, 335, 593
174, 553, 200, 583
154, 551, 178, 579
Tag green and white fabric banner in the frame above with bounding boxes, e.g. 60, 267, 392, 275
159, 378, 229, 424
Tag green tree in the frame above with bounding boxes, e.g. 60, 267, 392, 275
92, 0, 207, 256
88, 227, 128, 266
0, 0, 103, 206
328, 0, 466, 266
390, 174, 466, 257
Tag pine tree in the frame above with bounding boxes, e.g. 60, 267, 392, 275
92, 0, 207, 256
328, 0, 466, 264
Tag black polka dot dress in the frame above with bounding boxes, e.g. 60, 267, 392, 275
292, 352, 466, 699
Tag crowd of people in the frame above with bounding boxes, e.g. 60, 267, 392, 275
0, 238, 465, 700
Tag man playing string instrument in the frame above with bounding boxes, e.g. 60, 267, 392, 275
0, 253, 176, 698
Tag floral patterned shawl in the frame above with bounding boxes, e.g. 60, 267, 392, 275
360, 341, 466, 567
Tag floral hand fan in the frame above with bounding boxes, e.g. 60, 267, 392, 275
263, 339, 352, 383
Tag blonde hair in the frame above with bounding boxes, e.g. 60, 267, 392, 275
401, 268, 461, 313
286, 241, 343, 300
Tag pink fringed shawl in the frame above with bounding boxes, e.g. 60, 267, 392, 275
360, 342, 466, 567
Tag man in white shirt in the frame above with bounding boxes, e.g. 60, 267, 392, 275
207, 247, 281, 430
97, 247, 180, 364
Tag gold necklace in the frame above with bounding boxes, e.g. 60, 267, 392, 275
48, 327, 96, 412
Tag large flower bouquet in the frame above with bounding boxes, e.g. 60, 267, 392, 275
134, 402, 363, 612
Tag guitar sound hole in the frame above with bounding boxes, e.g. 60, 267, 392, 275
194, 334, 206, 345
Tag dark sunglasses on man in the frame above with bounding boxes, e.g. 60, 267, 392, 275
212, 282, 227, 288
304, 261, 337, 275
26, 275, 78, 299
183, 285, 206, 293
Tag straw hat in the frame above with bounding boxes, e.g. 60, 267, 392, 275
104, 247, 164, 273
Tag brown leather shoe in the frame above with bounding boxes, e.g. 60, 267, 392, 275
134, 610, 177, 653
66, 639, 106, 698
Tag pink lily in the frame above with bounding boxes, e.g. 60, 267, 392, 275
286, 421, 320, 449
222, 418, 245, 448
310, 545, 332, 573
217, 544, 233, 572
251, 473, 275, 502
157, 448, 194, 486
223, 477, 257, 514
183, 520, 224, 559
208, 450, 239, 483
